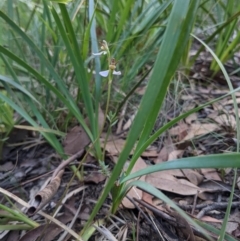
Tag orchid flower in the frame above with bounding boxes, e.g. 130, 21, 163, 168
92, 40, 121, 78
99, 70, 121, 77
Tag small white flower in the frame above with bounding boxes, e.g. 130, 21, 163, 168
99, 70, 121, 77
92, 51, 107, 56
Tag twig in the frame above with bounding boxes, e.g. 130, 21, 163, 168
133, 198, 175, 223
191, 191, 198, 215
51, 149, 84, 181
197, 201, 240, 219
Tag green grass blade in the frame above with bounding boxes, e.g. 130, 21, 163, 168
105, 1, 119, 41
218, 168, 237, 241
0, 46, 91, 139
126, 0, 199, 175
88, 0, 101, 102
0, 75, 39, 104
0, 92, 63, 152
128, 85, 240, 169
121, 153, 240, 183
0, 11, 71, 99
192, 34, 240, 150
112, 0, 135, 44
127, 32, 240, 177
52, 5, 97, 137
0, 50, 63, 153
192, 35, 240, 241
190, 11, 240, 66
196, 219, 238, 241
55, 4, 102, 158
57, 4, 94, 103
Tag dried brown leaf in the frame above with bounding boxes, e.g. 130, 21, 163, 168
198, 180, 232, 193
183, 123, 219, 141
197, 192, 215, 201
233, 228, 240, 239
142, 192, 154, 204
19, 224, 56, 241
97, 106, 105, 130
200, 168, 221, 181
135, 86, 147, 95
123, 113, 136, 130
154, 146, 169, 163
185, 113, 198, 124
195, 236, 208, 241
121, 186, 142, 209
85, 172, 106, 184
226, 222, 239, 235
160, 169, 185, 178
168, 149, 184, 161
146, 174, 204, 196
63, 125, 90, 155
169, 209, 195, 241
169, 122, 189, 136
19, 213, 73, 241
181, 95, 195, 101
79, 206, 90, 220
85, 106, 105, 131
141, 149, 158, 157
212, 114, 236, 127
182, 169, 203, 186
121, 158, 147, 209
149, 171, 177, 181
200, 216, 222, 223
154, 136, 175, 163
102, 137, 131, 156
0, 162, 14, 172
169, 121, 189, 141
5, 231, 20, 241
207, 111, 219, 119
223, 97, 240, 105
116, 103, 127, 134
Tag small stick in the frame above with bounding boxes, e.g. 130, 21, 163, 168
196, 201, 240, 219
191, 191, 198, 215
51, 149, 84, 181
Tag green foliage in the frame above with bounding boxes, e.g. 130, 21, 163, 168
0, 203, 38, 230
0, 90, 14, 133
0, 90, 14, 159
193, 0, 240, 74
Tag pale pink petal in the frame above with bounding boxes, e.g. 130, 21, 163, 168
99, 70, 109, 77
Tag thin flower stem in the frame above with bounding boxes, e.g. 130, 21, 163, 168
100, 72, 113, 162
94, 40, 119, 167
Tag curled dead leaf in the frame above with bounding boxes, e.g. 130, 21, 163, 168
28, 170, 64, 216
